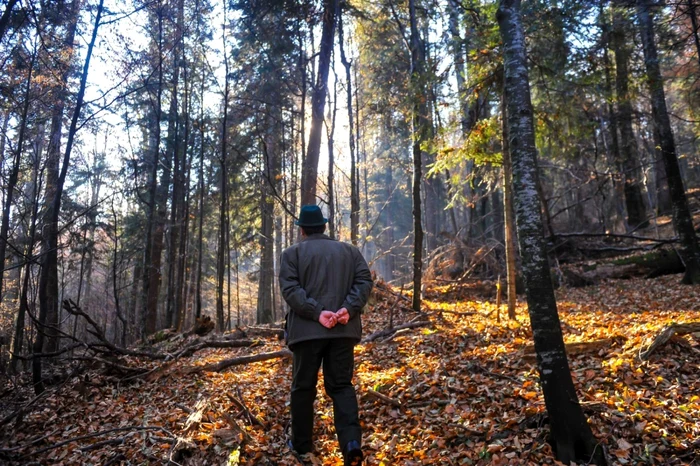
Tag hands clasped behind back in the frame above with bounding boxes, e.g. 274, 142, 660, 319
318, 308, 350, 329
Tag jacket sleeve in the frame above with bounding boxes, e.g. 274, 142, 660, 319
279, 247, 324, 322
341, 248, 374, 319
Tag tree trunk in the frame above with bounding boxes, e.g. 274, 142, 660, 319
0, 0, 19, 43
501, 89, 518, 320
195, 61, 205, 319
0, 40, 37, 305
327, 87, 336, 239
9, 123, 41, 373
256, 138, 275, 325
300, 0, 338, 205
141, 1, 165, 337
409, 0, 425, 313
637, 0, 700, 284
497, 1, 606, 464
687, 0, 700, 68
216, 9, 230, 332
34, 0, 103, 394
338, 8, 359, 245
612, 1, 648, 228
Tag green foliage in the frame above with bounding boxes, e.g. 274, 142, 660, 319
430, 116, 502, 175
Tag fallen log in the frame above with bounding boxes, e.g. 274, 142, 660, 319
244, 326, 285, 339
187, 349, 292, 373
639, 322, 700, 360
361, 321, 432, 344
522, 336, 627, 362
174, 339, 259, 359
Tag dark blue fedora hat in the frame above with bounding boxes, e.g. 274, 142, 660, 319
295, 205, 328, 227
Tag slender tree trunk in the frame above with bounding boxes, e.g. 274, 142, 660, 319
216, 12, 230, 332
338, 7, 359, 245
501, 88, 517, 320
497, 2, 606, 464
327, 81, 337, 238
0, 40, 37, 305
175, 62, 192, 331
256, 139, 275, 324
9, 129, 41, 373
195, 73, 205, 319
300, 0, 338, 205
111, 201, 126, 347
637, 0, 700, 284
34, 0, 103, 393
409, 0, 425, 313
612, 1, 648, 228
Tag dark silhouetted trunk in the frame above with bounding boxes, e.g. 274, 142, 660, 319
637, 0, 700, 284
409, 0, 425, 312
34, 0, 103, 393
612, 1, 648, 228
300, 0, 338, 205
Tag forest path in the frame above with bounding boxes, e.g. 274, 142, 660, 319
1, 275, 699, 465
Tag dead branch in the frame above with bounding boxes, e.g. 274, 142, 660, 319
21, 426, 173, 458
186, 349, 292, 373
365, 388, 402, 408
227, 389, 266, 428
522, 336, 627, 363
639, 322, 700, 360
361, 321, 432, 344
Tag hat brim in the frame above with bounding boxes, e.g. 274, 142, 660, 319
295, 218, 328, 227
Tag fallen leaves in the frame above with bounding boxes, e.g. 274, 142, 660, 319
0, 275, 699, 464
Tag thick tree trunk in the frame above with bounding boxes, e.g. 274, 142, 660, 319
497, 1, 606, 464
637, 1, 700, 284
409, 0, 425, 313
612, 2, 648, 228
141, 2, 165, 337
600, 1, 627, 231
36, 0, 81, 354
34, 0, 103, 393
300, 0, 338, 205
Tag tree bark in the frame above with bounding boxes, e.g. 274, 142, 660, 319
0, 40, 37, 305
141, 0, 165, 337
0, 0, 19, 43
338, 8, 359, 245
497, 1, 606, 464
501, 88, 517, 320
409, 0, 425, 313
216, 8, 230, 332
637, 0, 700, 284
300, 0, 338, 205
612, 1, 648, 228
34, 0, 104, 393
35, 0, 81, 353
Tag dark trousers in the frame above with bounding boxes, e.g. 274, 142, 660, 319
290, 338, 361, 454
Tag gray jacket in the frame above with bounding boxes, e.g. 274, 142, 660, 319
279, 234, 373, 346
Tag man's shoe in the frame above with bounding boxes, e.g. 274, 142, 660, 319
343, 440, 363, 466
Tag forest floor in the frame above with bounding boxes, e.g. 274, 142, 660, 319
1, 275, 699, 465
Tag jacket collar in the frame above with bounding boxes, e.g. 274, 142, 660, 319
300, 233, 332, 242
